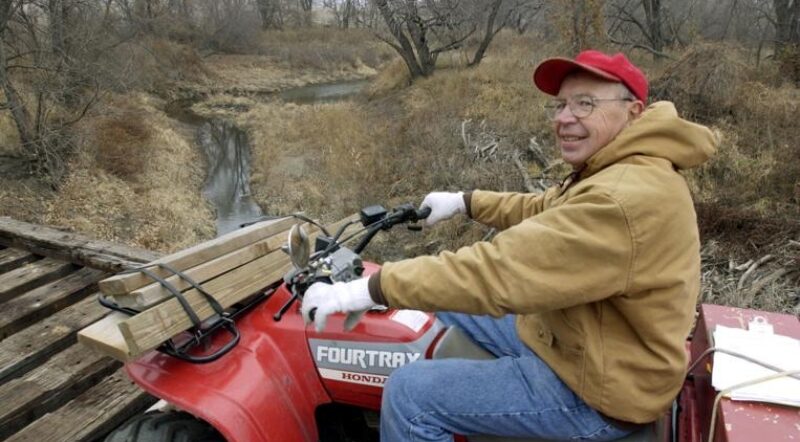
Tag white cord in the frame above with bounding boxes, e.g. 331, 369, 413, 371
686, 347, 800, 442
707, 369, 800, 442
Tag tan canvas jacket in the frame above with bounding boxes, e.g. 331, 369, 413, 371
372, 102, 717, 423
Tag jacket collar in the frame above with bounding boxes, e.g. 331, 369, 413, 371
576, 101, 717, 181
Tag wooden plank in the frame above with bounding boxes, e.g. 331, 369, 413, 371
0, 248, 37, 274
0, 343, 119, 440
118, 250, 293, 358
0, 295, 107, 383
0, 217, 159, 272
117, 223, 318, 309
6, 370, 155, 442
98, 216, 297, 296
76, 214, 360, 361
0, 258, 76, 304
77, 313, 131, 362
0, 267, 106, 340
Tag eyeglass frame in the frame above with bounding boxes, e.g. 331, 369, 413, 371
544, 94, 635, 120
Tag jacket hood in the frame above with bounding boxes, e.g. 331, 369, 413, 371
583, 101, 717, 177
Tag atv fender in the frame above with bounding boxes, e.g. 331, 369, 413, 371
125, 295, 331, 442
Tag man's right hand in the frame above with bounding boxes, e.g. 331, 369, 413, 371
420, 192, 466, 226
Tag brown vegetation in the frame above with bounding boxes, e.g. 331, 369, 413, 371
91, 115, 153, 180
46, 94, 215, 252
1, 93, 215, 253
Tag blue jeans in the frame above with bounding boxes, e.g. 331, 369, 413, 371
379, 313, 633, 441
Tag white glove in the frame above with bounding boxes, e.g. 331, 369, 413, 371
301, 278, 377, 332
420, 191, 466, 226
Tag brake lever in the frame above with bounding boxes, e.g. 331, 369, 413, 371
274, 285, 300, 321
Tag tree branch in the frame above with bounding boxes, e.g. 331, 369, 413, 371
607, 34, 674, 59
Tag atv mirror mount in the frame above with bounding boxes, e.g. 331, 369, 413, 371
287, 224, 310, 269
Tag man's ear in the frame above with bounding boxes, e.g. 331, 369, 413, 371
629, 100, 645, 119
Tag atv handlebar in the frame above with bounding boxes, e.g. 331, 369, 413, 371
352, 204, 429, 254
417, 206, 432, 220
303, 204, 429, 324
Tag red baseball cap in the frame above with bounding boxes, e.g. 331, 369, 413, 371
533, 50, 648, 103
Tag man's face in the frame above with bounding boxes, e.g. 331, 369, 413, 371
552, 73, 642, 169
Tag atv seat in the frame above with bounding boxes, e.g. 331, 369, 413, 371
431, 326, 663, 442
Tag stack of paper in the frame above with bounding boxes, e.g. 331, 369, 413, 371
711, 324, 800, 407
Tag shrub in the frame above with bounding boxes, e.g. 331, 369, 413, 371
91, 114, 152, 180
653, 43, 800, 219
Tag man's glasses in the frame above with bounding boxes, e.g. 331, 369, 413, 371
544, 94, 633, 120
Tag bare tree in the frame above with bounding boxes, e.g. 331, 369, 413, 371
298, 0, 311, 25
468, 1, 542, 66
468, 0, 504, 66
548, 0, 605, 55
0, 0, 108, 184
342, 0, 355, 28
372, 0, 518, 79
773, 0, 800, 83
0, 0, 35, 149
256, 0, 283, 29
607, 0, 670, 59
328, 0, 357, 28
507, 0, 543, 34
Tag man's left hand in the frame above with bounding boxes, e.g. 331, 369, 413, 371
301, 278, 377, 332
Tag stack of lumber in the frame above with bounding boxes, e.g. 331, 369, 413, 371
79, 214, 359, 363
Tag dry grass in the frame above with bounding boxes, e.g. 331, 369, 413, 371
91, 114, 152, 180
200, 53, 378, 95
239, 32, 559, 258
0, 114, 20, 155
668, 45, 800, 218
365, 58, 411, 96
235, 100, 394, 223
0, 176, 52, 222
97, 37, 211, 95
255, 28, 394, 70
651, 43, 752, 121
193, 28, 394, 97
700, 239, 799, 314
647, 43, 800, 312
392, 32, 553, 191
41, 93, 215, 252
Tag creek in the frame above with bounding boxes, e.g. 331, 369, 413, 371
196, 120, 262, 236
279, 79, 369, 104
165, 79, 367, 237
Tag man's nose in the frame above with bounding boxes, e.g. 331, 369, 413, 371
553, 104, 578, 123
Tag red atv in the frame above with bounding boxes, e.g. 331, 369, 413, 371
102, 203, 799, 442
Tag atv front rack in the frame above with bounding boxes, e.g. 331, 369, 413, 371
99, 262, 277, 363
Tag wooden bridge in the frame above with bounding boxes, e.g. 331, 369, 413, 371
0, 217, 163, 441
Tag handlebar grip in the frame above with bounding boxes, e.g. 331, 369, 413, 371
416, 206, 432, 220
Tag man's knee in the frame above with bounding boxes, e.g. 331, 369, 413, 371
383, 360, 442, 410
384, 361, 420, 404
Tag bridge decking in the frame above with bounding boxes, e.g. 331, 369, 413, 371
0, 217, 161, 441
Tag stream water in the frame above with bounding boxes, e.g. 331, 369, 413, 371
280, 79, 369, 104
166, 79, 367, 237
196, 120, 262, 236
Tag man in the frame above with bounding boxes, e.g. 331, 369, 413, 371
301, 50, 717, 441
